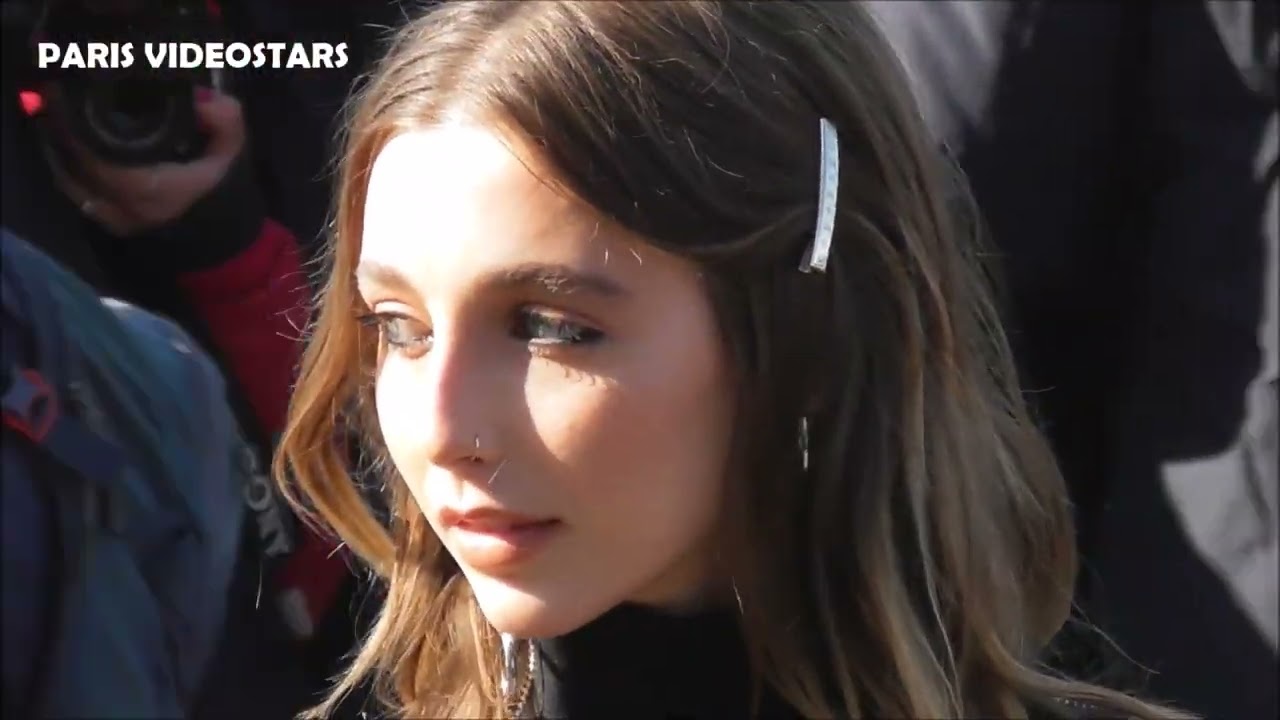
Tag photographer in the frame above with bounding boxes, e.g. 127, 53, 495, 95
37, 83, 306, 440
1, 2, 358, 717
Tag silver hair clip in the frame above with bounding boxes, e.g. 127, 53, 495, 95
800, 117, 840, 273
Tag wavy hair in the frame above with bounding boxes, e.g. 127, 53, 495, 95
276, 2, 1192, 718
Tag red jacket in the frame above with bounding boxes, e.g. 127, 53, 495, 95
93, 125, 348, 641
176, 217, 306, 438
177, 213, 347, 641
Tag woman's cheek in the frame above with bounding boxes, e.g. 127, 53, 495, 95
374, 357, 427, 481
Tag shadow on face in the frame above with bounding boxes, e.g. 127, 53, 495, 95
357, 122, 737, 638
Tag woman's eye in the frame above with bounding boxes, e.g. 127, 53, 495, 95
512, 307, 603, 347
359, 312, 433, 358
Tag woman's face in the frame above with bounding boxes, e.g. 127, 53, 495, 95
358, 123, 735, 638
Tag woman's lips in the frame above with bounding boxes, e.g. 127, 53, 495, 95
442, 508, 563, 571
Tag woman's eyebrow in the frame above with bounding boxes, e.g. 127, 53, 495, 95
355, 260, 415, 295
355, 260, 630, 300
495, 262, 629, 299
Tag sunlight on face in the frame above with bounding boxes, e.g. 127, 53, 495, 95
358, 124, 735, 638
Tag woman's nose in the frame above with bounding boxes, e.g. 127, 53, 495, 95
413, 330, 504, 470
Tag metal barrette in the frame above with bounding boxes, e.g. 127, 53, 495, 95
799, 117, 840, 273
795, 118, 840, 474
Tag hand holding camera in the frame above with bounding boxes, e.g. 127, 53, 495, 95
43, 85, 245, 237
10, 0, 247, 238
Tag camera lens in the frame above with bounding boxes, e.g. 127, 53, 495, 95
84, 77, 176, 151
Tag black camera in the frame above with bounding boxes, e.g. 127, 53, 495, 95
11, 0, 222, 165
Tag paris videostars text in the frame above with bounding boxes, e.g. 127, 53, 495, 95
38, 42, 350, 70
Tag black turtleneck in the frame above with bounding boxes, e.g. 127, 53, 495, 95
526, 604, 1101, 720
530, 603, 796, 719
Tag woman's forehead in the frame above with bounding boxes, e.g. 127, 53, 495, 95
362, 126, 563, 246
357, 125, 694, 302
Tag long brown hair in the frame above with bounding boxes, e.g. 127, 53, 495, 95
276, 2, 1191, 718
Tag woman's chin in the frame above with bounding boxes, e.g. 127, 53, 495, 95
466, 572, 604, 639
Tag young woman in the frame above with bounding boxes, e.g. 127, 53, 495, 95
276, 2, 1193, 718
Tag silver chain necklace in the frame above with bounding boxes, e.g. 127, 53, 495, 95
501, 634, 538, 718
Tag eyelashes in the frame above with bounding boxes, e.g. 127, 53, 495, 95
357, 307, 604, 360
359, 311, 432, 358
512, 307, 604, 347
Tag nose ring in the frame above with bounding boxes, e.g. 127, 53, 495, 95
472, 435, 481, 461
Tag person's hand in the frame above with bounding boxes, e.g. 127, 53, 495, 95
43, 87, 247, 237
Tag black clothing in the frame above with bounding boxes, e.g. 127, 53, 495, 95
530, 604, 1113, 720
869, 3, 1278, 719
534, 604, 792, 719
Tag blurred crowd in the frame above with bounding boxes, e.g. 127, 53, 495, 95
1, 2, 1274, 719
